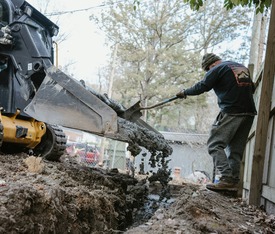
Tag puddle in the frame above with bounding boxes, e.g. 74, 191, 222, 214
130, 192, 176, 229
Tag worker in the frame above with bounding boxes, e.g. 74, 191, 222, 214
176, 53, 257, 192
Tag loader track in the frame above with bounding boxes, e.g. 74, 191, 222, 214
33, 124, 67, 161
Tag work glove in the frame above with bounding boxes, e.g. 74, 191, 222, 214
0, 26, 13, 45
176, 89, 187, 99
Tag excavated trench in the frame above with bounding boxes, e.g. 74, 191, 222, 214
127, 182, 181, 230
108, 117, 176, 231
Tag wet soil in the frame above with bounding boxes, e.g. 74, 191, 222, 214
0, 153, 274, 234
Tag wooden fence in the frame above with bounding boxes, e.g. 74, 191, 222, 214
242, 2, 275, 214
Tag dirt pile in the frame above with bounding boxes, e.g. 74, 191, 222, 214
126, 181, 275, 233
0, 153, 147, 233
0, 153, 274, 234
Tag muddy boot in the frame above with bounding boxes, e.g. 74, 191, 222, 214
206, 180, 238, 192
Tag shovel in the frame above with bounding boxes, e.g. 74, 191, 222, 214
121, 96, 179, 122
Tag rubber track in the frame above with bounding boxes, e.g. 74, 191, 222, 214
44, 124, 67, 161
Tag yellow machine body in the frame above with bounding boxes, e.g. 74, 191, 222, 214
0, 110, 46, 149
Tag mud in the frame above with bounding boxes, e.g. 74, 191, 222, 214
0, 153, 147, 233
1, 153, 275, 233
117, 118, 172, 156
117, 118, 173, 199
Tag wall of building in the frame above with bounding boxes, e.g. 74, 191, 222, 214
133, 133, 213, 179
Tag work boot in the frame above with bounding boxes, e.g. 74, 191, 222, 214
206, 180, 238, 192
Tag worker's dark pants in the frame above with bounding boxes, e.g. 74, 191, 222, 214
207, 112, 255, 183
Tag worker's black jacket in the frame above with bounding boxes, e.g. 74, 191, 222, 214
184, 61, 257, 115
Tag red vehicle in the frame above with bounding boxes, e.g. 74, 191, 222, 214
67, 143, 100, 166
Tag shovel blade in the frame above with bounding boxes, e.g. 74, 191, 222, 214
121, 96, 179, 123
120, 101, 143, 122
24, 66, 118, 135
120, 101, 160, 134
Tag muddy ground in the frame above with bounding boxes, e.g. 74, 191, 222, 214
0, 152, 274, 234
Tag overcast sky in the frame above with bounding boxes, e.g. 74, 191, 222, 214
27, 0, 109, 84
25, 0, 254, 85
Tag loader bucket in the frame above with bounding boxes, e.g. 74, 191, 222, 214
24, 66, 118, 136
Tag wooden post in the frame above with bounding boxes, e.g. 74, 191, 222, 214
248, 1, 275, 205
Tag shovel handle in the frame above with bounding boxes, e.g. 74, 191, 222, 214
140, 96, 179, 110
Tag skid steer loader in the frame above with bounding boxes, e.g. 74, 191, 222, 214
0, 0, 160, 161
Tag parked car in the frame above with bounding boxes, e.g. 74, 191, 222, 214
66, 143, 100, 166
75, 143, 99, 164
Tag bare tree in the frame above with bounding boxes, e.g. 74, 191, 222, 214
91, 0, 252, 132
